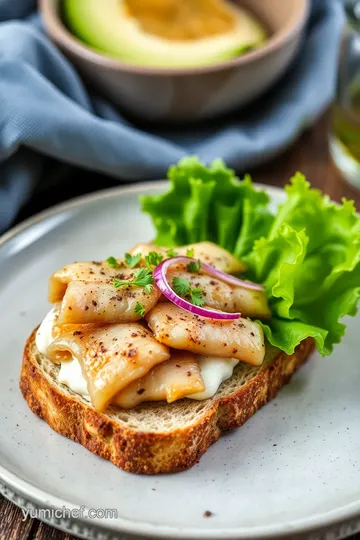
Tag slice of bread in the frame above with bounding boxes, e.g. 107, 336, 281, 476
20, 329, 314, 474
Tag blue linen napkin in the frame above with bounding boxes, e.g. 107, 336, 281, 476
0, 0, 344, 232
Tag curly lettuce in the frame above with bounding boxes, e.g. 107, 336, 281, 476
141, 157, 360, 357
140, 156, 273, 256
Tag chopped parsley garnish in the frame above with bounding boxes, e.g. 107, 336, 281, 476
172, 277, 189, 297
145, 251, 163, 269
124, 252, 142, 268
186, 248, 195, 258
114, 267, 154, 293
189, 287, 205, 307
106, 256, 120, 268
134, 301, 146, 317
187, 259, 201, 273
172, 276, 205, 307
166, 248, 178, 258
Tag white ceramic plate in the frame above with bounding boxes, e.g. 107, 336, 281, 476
1, 183, 360, 540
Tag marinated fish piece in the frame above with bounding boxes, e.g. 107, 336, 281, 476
128, 243, 167, 260
47, 323, 170, 411
167, 269, 235, 312
232, 286, 271, 319
167, 269, 270, 318
49, 261, 130, 303
146, 303, 265, 366
179, 242, 246, 274
51, 322, 99, 362
52, 322, 99, 340
129, 242, 263, 316
35, 304, 98, 361
129, 241, 246, 273
114, 351, 205, 408
57, 281, 161, 324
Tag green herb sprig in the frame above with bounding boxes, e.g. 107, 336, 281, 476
166, 248, 178, 258
187, 259, 201, 273
106, 256, 121, 268
134, 301, 146, 317
145, 251, 163, 269
125, 252, 142, 268
172, 276, 205, 307
114, 267, 154, 294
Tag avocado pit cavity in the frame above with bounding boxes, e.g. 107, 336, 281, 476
123, 0, 236, 41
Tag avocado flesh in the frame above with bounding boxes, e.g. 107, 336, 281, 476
63, 0, 266, 68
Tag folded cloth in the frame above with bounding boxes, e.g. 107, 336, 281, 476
0, 0, 344, 232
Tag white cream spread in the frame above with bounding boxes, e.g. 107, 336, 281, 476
36, 307, 89, 397
52, 354, 238, 401
35, 307, 58, 355
186, 356, 239, 400
58, 357, 90, 397
37, 308, 239, 402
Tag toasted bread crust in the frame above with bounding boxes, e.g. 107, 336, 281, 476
20, 329, 314, 474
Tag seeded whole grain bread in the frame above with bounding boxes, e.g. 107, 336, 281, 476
20, 328, 314, 474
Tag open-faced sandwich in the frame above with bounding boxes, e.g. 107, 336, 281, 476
20, 158, 360, 474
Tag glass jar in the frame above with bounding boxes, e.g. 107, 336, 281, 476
331, 0, 360, 188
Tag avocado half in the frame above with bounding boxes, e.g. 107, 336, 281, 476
63, 0, 266, 69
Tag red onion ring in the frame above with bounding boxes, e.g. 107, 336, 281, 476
154, 257, 245, 320
199, 259, 265, 291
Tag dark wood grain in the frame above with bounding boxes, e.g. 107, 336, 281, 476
1, 111, 360, 540
251, 112, 360, 208
0, 498, 37, 540
33, 522, 73, 540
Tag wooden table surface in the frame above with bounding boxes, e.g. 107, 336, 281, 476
1, 112, 360, 540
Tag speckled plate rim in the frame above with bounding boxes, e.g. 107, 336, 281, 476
1, 181, 360, 540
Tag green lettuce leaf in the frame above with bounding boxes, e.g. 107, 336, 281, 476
260, 318, 327, 356
141, 158, 360, 357
244, 174, 360, 355
140, 156, 273, 254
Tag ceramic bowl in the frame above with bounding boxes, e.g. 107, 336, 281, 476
40, 0, 309, 123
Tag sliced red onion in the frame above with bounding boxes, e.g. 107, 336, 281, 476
201, 259, 264, 291
154, 258, 241, 320
157, 256, 264, 291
